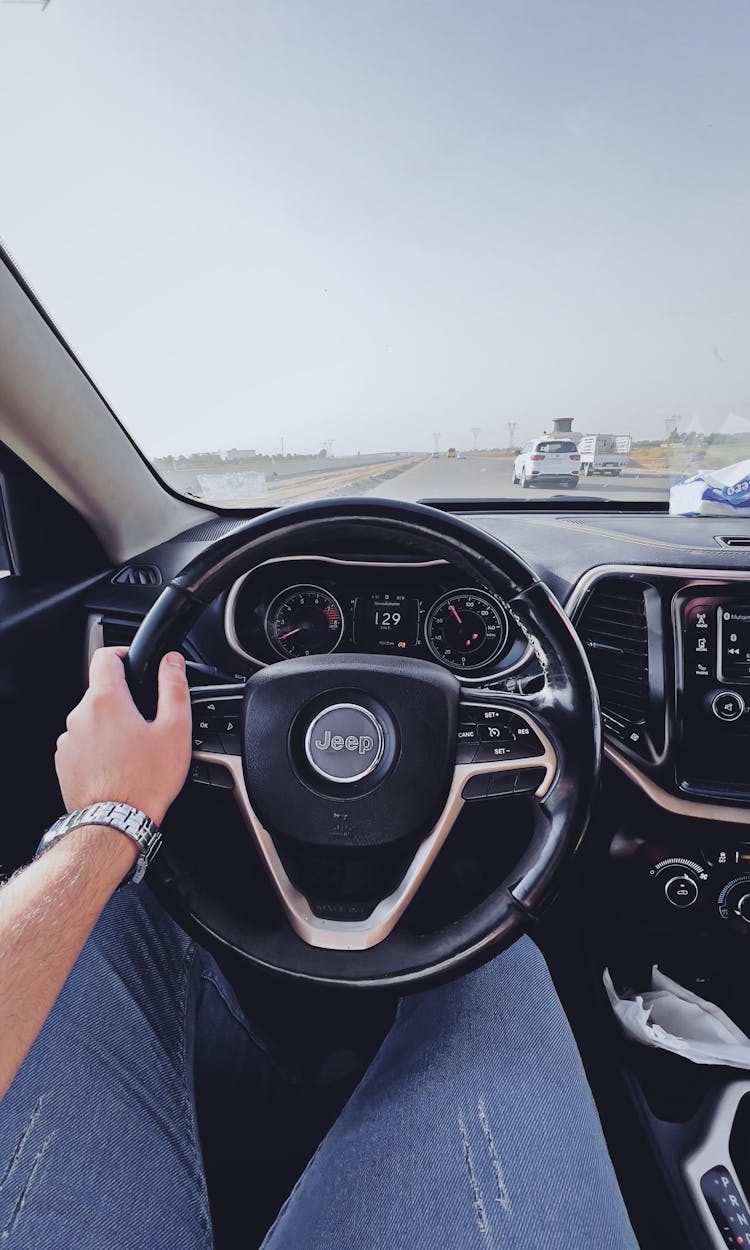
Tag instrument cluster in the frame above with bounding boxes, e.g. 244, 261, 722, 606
225, 557, 530, 680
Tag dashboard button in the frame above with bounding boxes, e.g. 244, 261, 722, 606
664, 874, 699, 908
711, 691, 745, 722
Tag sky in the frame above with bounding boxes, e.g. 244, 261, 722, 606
0, 0, 749, 457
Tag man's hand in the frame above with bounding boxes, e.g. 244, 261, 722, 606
55, 647, 192, 826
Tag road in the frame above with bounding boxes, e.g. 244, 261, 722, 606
361, 456, 671, 504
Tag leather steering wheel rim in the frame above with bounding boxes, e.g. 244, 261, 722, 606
126, 497, 600, 988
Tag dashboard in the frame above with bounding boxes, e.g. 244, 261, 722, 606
223, 556, 530, 681
86, 508, 750, 831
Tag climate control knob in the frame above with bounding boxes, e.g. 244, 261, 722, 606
736, 893, 750, 924
718, 876, 750, 931
664, 874, 699, 908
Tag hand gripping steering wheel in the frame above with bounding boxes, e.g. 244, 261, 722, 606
126, 498, 600, 988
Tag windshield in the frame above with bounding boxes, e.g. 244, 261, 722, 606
2, 2, 749, 508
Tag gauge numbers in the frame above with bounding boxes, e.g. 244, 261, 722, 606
424, 589, 508, 671
266, 585, 345, 659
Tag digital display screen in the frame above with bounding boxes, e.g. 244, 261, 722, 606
719, 606, 750, 683
355, 593, 420, 651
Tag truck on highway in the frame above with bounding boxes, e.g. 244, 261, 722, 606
577, 433, 631, 477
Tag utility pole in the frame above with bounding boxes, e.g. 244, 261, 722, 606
432, 432, 441, 454
471, 426, 481, 452
507, 421, 517, 451
280, 435, 285, 457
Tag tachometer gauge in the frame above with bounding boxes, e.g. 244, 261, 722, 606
266, 585, 345, 659
424, 589, 508, 671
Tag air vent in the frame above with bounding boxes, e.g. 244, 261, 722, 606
575, 577, 663, 756
100, 616, 140, 648
112, 564, 162, 587
98, 615, 194, 663
714, 536, 750, 549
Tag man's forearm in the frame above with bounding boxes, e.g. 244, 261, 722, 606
0, 826, 137, 1099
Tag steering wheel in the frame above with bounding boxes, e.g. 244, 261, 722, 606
126, 498, 600, 988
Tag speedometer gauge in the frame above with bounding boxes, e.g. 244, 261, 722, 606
266, 585, 345, 659
424, 589, 508, 671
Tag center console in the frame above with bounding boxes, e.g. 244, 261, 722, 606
677, 589, 750, 800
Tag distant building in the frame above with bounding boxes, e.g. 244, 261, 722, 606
221, 448, 257, 462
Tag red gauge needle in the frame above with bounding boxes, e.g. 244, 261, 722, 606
448, 604, 463, 625
279, 627, 302, 640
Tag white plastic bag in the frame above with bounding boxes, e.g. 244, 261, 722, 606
669, 458, 750, 516
604, 966, 750, 1068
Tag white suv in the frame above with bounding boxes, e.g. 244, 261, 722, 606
512, 438, 580, 489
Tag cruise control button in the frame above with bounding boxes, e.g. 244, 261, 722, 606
457, 723, 479, 742
473, 707, 509, 725
473, 742, 517, 762
478, 724, 512, 743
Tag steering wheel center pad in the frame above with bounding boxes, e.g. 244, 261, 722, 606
244, 653, 458, 848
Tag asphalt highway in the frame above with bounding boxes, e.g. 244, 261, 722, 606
363, 456, 671, 504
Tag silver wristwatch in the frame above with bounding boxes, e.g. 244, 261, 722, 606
36, 802, 162, 885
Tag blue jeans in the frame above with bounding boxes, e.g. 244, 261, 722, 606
0, 886, 638, 1249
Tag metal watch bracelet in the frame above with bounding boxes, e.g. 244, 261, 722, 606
36, 802, 162, 885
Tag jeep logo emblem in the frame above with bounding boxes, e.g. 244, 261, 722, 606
314, 730, 375, 755
304, 703, 384, 783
